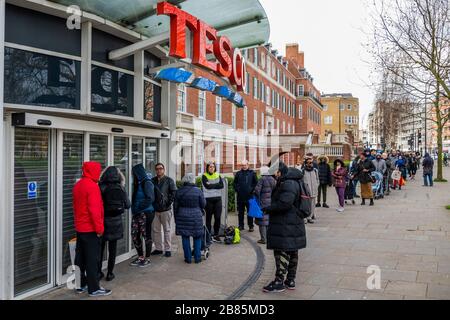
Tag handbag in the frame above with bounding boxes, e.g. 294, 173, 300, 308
391, 170, 401, 181
297, 180, 312, 219
248, 197, 264, 219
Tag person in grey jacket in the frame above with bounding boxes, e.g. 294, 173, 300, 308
302, 158, 320, 224
372, 154, 387, 175
253, 166, 277, 245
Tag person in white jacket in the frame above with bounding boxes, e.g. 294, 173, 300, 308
302, 158, 320, 224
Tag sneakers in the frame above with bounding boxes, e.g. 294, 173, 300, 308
130, 258, 141, 266
336, 207, 345, 213
322, 203, 330, 208
315, 203, 321, 208
76, 286, 87, 294
89, 288, 112, 297
249, 227, 255, 233
257, 240, 266, 245
138, 258, 151, 268
284, 279, 296, 290
164, 251, 172, 258
212, 236, 222, 243
150, 250, 163, 256
263, 280, 286, 293
307, 218, 315, 224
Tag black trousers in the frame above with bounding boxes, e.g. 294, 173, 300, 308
99, 239, 117, 275
274, 250, 299, 282
131, 212, 154, 258
317, 184, 328, 204
206, 197, 222, 236
75, 232, 101, 294
238, 200, 254, 229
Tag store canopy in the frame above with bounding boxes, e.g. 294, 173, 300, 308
49, 0, 270, 49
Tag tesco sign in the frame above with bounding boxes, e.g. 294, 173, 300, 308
157, 2, 247, 92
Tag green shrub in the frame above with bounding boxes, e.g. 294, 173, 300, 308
434, 179, 448, 183
177, 176, 237, 212
446, 205, 450, 210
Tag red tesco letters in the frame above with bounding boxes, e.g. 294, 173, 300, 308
157, 2, 246, 92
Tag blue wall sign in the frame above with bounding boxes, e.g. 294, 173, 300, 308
28, 181, 37, 200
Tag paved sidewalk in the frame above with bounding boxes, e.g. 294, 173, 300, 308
243, 167, 450, 300
34, 167, 450, 300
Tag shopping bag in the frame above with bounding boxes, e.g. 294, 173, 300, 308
391, 170, 401, 181
248, 197, 263, 219
399, 176, 406, 186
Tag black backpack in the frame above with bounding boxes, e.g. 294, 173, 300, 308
295, 180, 313, 219
102, 184, 126, 216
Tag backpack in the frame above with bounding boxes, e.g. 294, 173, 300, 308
296, 179, 313, 219
224, 226, 240, 245
102, 184, 126, 216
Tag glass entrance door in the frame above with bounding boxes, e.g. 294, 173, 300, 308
13, 127, 51, 296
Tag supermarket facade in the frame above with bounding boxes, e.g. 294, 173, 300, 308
0, 0, 271, 299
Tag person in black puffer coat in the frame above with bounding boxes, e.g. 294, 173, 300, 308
98, 166, 131, 281
316, 155, 332, 208
174, 173, 206, 264
262, 161, 306, 293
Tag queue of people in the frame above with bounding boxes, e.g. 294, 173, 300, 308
71, 150, 435, 297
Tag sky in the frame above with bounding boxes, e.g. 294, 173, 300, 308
259, 0, 375, 128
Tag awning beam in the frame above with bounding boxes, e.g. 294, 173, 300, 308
108, 32, 170, 61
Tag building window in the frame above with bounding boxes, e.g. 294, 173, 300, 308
91, 65, 134, 117
177, 84, 186, 112
277, 69, 280, 83
144, 80, 161, 122
253, 78, 258, 99
254, 110, 258, 135
283, 121, 286, 134
261, 112, 265, 132
293, 104, 296, 118
254, 48, 258, 66
245, 72, 250, 94
215, 96, 222, 123
278, 94, 281, 110
277, 119, 280, 133
325, 116, 333, 125
348, 104, 352, 111
298, 85, 304, 96
244, 107, 248, 132
232, 105, 236, 129
4, 47, 81, 110
282, 97, 286, 113
198, 91, 206, 118
340, 104, 345, 111
299, 105, 303, 119
267, 56, 271, 75
323, 104, 328, 111
271, 89, 275, 107
288, 123, 291, 134
261, 52, 266, 69
266, 86, 271, 106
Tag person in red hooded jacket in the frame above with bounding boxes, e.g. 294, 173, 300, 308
73, 162, 111, 297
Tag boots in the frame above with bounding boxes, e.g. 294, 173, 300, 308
370, 199, 374, 206
361, 199, 366, 206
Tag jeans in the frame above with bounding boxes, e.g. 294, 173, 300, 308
274, 250, 299, 282
238, 200, 254, 229
424, 173, 433, 186
75, 232, 101, 294
182, 236, 202, 263
336, 187, 345, 207
259, 225, 267, 242
99, 239, 117, 275
352, 179, 359, 196
317, 184, 328, 204
205, 197, 222, 236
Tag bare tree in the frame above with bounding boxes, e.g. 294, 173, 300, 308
370, 0, 450, 181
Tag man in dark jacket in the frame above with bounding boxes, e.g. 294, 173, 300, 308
151, 163, 177, 257
422, 153, 434, 187
316, 155, 332, 208
130, 164, 155, 267
233, 160, 258, 232
262, 162, 306, 293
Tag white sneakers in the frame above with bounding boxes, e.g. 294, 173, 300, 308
336, 207, 345, 213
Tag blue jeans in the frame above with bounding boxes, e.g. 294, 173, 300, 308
182, 236, 202, 263
352, 179, 359, 196
424, 173, 433, 186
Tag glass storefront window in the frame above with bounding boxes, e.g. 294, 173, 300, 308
4, 47, 81, 110
91, 65, 134, 117
145, 139, 158, 177
144, 80, 161, 123
132, 138, 144, 168
89, 135, 109, 169
14, 128, 50, 296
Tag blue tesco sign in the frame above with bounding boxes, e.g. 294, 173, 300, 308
28, 181, 37, 199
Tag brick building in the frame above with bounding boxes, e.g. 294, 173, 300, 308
175, 43, 323, 179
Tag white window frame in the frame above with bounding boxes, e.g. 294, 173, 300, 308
325, 116, 333, 125
244, 107, 248, 132
323, 104, 328, 111
198, 91, 206, 119
266, 86, 271, 106
215, 96, 222, 123
177, 84, 187, 112
253, 78, 258, 99
299, 105, 303, 119
298, 85, 304, 97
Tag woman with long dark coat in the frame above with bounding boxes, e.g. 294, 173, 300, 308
174, 173, 206, 264
262, 162, 306, 293
98, 166, 130, 281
